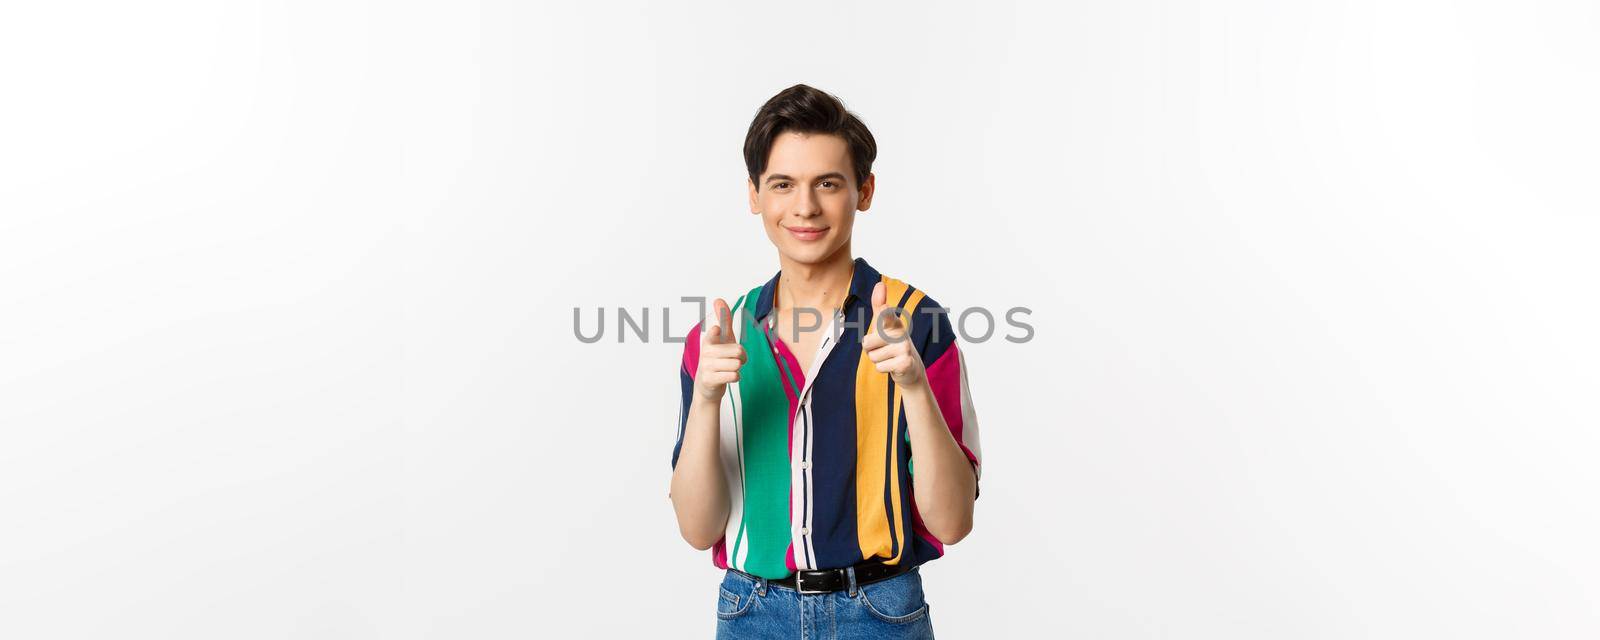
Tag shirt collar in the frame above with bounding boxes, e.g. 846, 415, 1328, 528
754, 257, 881, 322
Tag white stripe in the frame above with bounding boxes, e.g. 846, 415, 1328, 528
801, 397, 819, 567
781, 339, 808, 568
957, 346, 982, 478
718, 297, 749, 570
726, 381, 747, 568
789, 404, 805, 568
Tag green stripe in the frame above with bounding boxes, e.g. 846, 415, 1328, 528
734, 285, 793, 579
727, 295, 749, 568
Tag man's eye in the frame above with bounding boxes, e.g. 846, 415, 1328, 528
819, 181, 836, 189
776, 182, 791, 189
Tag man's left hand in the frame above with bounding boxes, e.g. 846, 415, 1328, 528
862, 281, 926, 389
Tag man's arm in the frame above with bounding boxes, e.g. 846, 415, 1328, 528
669, 300, 743, 550
899, 381, 977, 544
670, 393, 730, 550
862, 283, 981, 545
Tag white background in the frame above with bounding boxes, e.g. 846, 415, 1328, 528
2, 1, 1597, 638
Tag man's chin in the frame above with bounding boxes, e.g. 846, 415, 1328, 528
775, 244, 840, 266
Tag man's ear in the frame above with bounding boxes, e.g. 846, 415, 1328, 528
856, 172, 876, 212
747, 177, 760, 214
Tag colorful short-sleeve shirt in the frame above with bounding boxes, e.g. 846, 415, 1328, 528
672, 257, 982, 580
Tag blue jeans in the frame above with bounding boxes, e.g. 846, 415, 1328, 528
715, 565, 936, 639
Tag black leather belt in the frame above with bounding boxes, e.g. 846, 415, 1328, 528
735, 560, 913, 595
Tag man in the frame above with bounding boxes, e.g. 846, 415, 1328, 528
670, 84, 983, 639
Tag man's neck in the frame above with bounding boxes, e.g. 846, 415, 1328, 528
775, 246, 855, 317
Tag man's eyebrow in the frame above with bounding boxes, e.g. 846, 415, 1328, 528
764, 172, 848, 183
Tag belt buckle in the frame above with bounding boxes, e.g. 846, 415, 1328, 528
794, 570, 827, 595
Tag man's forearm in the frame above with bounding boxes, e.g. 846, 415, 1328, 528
900, 382, 977, 544
669, 394, 730, 549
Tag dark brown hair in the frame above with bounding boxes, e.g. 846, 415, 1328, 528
743, 84, 877, 191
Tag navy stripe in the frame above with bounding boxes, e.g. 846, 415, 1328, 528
672, 363, 692, 469
882, 286, 916, 561
914, 294, 957, 366
884, 376, 899, 559
897, 406, 916, 560
801, 405, 814, 568
894, 286, 915, 312
806, 318, 864, 567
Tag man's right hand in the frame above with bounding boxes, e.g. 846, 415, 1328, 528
693, 297, 747, 402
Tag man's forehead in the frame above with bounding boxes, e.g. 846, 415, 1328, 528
764, 132, 852, 176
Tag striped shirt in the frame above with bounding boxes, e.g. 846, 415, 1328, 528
673, 257, 982, 580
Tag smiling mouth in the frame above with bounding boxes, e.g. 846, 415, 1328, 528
784, 225, 830, 241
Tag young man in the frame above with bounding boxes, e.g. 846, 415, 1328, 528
670, 84, 983, 639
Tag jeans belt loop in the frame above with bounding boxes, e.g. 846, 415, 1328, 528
846, 566, 859, 597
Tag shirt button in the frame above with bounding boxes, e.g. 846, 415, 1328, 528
800, 461, 811, 470
800, 527, 810, 535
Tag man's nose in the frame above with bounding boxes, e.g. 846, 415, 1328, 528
794, 187, 820, 216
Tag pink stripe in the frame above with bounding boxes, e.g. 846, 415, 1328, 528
908, 484, 945, 556
772, 329, 805, 572
912, 341, 956, 553
683, 322, 702, 376
771, 334, 806, 451
924, 343, 970, 459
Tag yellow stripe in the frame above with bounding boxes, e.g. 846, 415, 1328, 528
886, 288, 925, 564
856, 277, 925, 563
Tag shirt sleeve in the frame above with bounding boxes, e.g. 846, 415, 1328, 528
915, 298, 983, 500
671, 321, 703, 471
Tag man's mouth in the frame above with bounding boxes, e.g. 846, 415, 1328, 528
784, 225, 829, 242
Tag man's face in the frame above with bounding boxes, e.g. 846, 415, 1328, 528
748, 131, 875, 265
